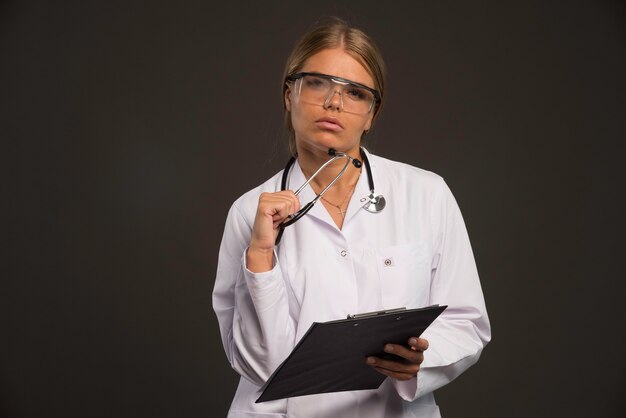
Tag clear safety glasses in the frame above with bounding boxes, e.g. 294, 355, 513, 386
287, 72, 381, 115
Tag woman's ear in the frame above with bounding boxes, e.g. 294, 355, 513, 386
363, 114, 373, 133
284, 85, 292, 111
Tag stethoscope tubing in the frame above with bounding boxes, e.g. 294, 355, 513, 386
275, 147, 376, 245
293, 153, 353, 197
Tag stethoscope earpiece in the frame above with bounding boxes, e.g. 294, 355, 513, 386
328, 148, 362, 168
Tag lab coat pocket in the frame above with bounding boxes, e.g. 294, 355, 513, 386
376, 242, 431, 309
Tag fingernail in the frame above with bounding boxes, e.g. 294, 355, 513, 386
385, 344, 394, 352
366, 357, 376, 365
409, 338, 417, 346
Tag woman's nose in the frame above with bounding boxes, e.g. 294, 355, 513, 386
323, 90, 343, 111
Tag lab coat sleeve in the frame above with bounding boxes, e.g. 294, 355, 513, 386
212, 202, 297, 386
392, 178, 491, 401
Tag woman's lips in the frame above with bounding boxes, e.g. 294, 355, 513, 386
315, 118, 343, 131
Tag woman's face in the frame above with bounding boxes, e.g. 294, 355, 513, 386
285, 48, 375, 157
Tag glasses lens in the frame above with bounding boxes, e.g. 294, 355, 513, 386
297, 74, 375, 115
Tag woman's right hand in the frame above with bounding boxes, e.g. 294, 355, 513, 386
247, 191, 300, 273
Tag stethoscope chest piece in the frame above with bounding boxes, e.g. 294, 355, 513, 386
363, 192, 386, 213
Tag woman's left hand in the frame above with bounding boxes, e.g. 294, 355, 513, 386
365, 337, 429, 381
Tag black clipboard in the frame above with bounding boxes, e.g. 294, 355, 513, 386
256, 304, 447, 403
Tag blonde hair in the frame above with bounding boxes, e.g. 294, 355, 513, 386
282, 18, 387, 155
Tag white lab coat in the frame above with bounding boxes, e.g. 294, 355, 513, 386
212, 150, 491, 418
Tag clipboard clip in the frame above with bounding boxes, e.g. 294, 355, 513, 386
347, 307, 407, 319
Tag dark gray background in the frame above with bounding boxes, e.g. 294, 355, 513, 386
2, 1, 625, 417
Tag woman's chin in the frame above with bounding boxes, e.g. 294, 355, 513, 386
296, 135, 359, 155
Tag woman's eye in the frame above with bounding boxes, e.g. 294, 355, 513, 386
346, 88, 367, 101
304, 77, 326, 89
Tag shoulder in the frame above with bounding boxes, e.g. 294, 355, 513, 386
368, 152, 464, 232
368, 151, 447, 195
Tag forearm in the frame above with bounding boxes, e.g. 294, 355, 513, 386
246, 245, 275, 273
388, 178, 491, 400
213, 203, 297, 386
391, 317, 487, 400
228, 251, 296, 385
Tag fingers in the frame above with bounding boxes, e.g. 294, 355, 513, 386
258, 191, 301, 226
408, 337, 429, 352
250, 191, 301, 251
366, 355, 419, 381
248, 191, 301, 272
365, 337, 429, 381
385, 343, 425, 364
257, 191, 301, 227
365, 345, 422, 373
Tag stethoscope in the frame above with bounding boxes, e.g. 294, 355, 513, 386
275, 147, 386, 245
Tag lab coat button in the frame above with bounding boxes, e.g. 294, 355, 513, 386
384, 258, 393, 266
340, 250, 347, 257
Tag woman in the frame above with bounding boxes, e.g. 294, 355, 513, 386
213, 18, 490, 418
